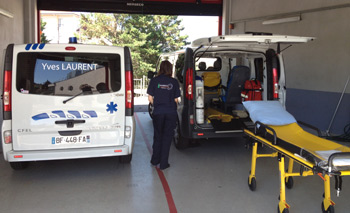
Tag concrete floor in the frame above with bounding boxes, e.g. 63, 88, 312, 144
0, 104, 350, 213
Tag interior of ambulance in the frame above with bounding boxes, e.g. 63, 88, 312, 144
175, 48, 278, 133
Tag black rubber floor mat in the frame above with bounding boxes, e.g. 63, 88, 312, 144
209, 118, 243, 131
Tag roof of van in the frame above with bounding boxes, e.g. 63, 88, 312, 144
191, 34, 315, 47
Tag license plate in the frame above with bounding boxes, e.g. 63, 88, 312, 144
52, 135, 90, 144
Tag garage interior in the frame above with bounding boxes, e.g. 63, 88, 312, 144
0, 0, 350, 212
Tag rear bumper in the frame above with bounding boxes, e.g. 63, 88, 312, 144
6, 145, 130, 162
191, 130, 244, 139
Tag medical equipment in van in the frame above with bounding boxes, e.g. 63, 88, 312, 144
195, 77, 204, 124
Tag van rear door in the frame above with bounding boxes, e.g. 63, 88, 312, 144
191, 34, 314, 47
12, 44, 126, 151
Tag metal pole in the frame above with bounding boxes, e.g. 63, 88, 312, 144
326, 75, 350, 136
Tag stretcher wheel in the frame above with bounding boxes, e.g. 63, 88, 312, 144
248, 177, 256, 191
322, 202, 335, 213
285, 177, 294, 189
277, 206, 289, 213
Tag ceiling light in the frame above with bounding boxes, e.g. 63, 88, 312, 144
262, 16, 300, 25
0, 8, 14, 18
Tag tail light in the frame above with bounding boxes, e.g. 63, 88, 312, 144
3, 70, 12, 112
125, 70, 134, 109
125, 126, 132, 138
185, 68, 193, 100
272, 68, 279, 99
4, 130, 12, 144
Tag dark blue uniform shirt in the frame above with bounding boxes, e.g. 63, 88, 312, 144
147, 75, 181, 115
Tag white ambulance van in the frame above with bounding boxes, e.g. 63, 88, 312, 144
150, 33, 314, 149
1, 42, 135, 170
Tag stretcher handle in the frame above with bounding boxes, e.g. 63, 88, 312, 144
254, 121, 278, 145
297, 120, 322, 137
327, 152, 350, 173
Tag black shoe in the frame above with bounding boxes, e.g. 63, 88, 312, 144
160, 164, 170, 170
150, 160, 159, 166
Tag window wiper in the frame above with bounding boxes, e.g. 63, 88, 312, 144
63, 84, 93, 104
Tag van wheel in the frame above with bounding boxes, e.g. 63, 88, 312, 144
148, 103, 154, 119
173, 120, 189, 150
10, 162, 29, 170
119, 154, 132, 163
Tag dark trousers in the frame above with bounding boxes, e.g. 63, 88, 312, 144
151, 113, 177, 169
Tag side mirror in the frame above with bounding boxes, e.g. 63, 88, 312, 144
147, 71, 155, 79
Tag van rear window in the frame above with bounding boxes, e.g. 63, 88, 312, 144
16, 52, 121, 96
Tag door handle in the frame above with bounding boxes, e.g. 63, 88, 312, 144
55, 119, 85, 128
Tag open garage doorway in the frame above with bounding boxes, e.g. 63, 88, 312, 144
40, 12, 219, 79
38, 0, 221, 102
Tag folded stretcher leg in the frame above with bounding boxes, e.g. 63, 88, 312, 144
278, 154, 290, 213
323, 174, 335, 213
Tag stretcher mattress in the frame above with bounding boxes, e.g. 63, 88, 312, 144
243, 101, 350, 172
270, 123, 350, 169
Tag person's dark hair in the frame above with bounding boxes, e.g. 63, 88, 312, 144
157, 60, 173, 77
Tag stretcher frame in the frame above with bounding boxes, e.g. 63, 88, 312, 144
244, 121, 350, 213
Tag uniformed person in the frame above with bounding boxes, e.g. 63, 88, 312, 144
147, 60, 180, 170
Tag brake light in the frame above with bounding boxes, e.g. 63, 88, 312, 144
273, 68, 279, 99
3, 70, 12, 112
185, 68, 193, 100
190, 114, 194, 125
65, 46, 76, 51
125, 70, 134, 109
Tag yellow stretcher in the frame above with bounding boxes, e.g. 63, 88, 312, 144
245, 121, 350, 213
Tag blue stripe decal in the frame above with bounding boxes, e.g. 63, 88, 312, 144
68, 110, 81, 118
25, 44, 32, 50
32, 44, 39, 50
52, 110, 66, 118
83, 111, 98, 118
32, 113, 49, 121
39, 43, 45, 49
32, 110, 97, 121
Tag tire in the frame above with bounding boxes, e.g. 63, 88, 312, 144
10, 162, 29, 170
119, 154, 132, 163
173, 120, 189, 150
248, 176, 257, 191
285, 176, 294, 189
148, 103, 154, 119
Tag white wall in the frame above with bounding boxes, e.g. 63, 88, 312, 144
228, 0, 350, 93
41, 12, 80, 44
225, 0, 350, 133
0, 0, 24, 60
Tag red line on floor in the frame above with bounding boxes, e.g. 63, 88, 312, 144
135, 113, 178, 213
